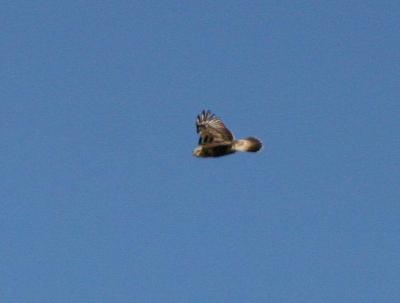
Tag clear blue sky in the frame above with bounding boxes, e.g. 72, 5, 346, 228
2, 1, 399, 302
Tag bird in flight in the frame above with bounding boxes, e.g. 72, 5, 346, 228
193, 110, 262, 157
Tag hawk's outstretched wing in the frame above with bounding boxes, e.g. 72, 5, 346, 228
196, 110, 234, 145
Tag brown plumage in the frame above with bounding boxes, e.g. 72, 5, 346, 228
193, 110, 262, 157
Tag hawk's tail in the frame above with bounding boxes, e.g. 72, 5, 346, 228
233, 137, 262, 153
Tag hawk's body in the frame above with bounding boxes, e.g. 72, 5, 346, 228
193, 110, 262, 157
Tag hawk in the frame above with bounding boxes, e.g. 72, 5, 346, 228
193, 110, 262, 157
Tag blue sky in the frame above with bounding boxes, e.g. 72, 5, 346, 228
1, 1, 399, 302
